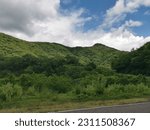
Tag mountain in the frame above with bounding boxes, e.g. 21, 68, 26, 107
112, 42, 150, 75
0, 33, 124, 68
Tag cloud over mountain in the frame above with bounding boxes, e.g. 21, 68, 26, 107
0, 0, 150, 51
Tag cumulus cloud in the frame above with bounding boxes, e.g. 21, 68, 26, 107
0, 0, 60, 35
0, 0, 91, 45
0, 0, 150, 51
100, 0, 150, 29
97, 0, 150, 50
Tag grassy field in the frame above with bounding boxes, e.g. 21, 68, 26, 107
0, 97, 149, 113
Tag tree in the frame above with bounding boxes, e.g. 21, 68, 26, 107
65, 55, 79, 65
85, 62, 96, 71
48, 76, 72, 93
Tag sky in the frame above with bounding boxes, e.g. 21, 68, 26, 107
0, 0, 150, 51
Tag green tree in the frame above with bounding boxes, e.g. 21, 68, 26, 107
48, 76, 72, 93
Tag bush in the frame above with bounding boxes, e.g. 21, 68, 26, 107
104, 83, 150, 99
65, 65, 84, 79
85, 62, 96, 71
65, 55, 79, 65
19, 74, 33, 89
95, 77, 107, 95
0, 83, 14, 101
26, 86, 36, 96
48, 76, 72, 93
13, 84, 23, 98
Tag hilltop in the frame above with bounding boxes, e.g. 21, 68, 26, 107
0, 33, 124, 68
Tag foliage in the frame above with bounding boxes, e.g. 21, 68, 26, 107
112, 42, 150, 76
0, 33, 123, 68
104, 83, 150, 99
0, 33, 150, 110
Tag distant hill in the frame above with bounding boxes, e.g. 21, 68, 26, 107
0, 33, 124, 68
112, 42, 150, 75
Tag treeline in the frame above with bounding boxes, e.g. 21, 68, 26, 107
0, 55, 80, 75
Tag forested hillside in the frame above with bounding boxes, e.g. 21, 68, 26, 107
112, 42, 150, 76
0, 33, 124, 68
0, 33, 150, 112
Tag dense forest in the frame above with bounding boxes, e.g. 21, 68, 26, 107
112, 42, 150, 76
0, 33, 150, 112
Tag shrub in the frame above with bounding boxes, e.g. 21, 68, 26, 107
104, 83, 150, 99
95, 77, 107, 95
26, 86, 36, 96
0, 83, 13, 101
13, 84, 23, 98
48, 76, 72, 93
85, 62, 96, 71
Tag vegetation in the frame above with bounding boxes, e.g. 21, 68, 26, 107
0, 33, 123, 68
0, 33, 150, 112
112, 42, 150, 75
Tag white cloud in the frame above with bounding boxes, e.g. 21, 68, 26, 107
100, 0, 150, 29
124, 20, 143, 27
0, 0, 91, 46
0, 0, 150, 51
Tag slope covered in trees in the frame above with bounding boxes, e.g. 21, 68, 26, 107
0, 33, 150, 112
112, 42, 150, 76
0, 33, 124, 68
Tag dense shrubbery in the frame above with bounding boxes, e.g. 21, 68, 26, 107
104, 83, 150, 99
0, 54, 150, 108
0, 83, 22, 102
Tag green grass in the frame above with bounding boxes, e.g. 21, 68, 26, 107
0, 97, 149, 113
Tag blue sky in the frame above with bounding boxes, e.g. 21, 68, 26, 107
126, 6, 150, 37
60, 0, 117, 31
60, 0, 150, 37
0, 0, 150, 51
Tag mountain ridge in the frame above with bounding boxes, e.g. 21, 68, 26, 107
0, 32, 124, 68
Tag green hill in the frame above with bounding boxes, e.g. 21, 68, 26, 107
0, 33, 124, 68
112, 42, 150, 75
0, 32, 150, 112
